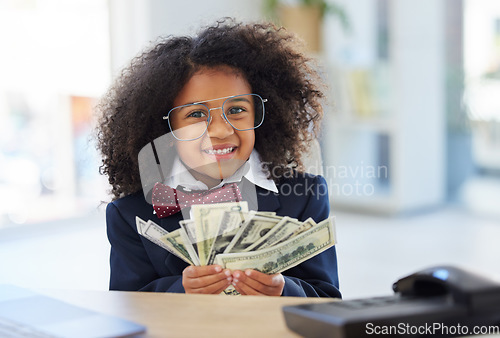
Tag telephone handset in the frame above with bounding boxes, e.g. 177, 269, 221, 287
393, 265, 500, 314
283, 265, 500, 337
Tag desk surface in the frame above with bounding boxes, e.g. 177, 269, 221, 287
39, 289, 336, 337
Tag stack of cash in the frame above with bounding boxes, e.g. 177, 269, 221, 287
136, 201, 336, 276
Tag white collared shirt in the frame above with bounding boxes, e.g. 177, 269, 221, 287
165, 150, 278, 193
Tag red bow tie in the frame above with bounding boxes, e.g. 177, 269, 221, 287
151, 182, 243, 218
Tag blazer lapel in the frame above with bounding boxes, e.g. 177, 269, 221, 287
256, 187, 280, 212
238, 177, 280, 212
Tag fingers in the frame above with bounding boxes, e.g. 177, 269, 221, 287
190, 276, 231, 294
182, 266, 284, 296
231, 279, 259, 296
182, 265, 232, 294
231, 270, 284, 296
244, 270, 284, 287
183, 265, 223, 278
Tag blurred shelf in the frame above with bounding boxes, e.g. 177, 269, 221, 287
321, 0, 446, 215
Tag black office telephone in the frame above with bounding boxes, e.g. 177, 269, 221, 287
283, 266, 500, 337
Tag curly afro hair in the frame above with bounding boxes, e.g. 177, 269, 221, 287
96, 18, 326, 200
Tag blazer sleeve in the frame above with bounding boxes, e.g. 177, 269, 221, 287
106, 202, 185, 292
280, 175, 342, 298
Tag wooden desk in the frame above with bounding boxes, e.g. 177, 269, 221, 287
39, 289, 336, 337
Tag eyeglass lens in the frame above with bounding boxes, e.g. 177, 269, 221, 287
167, 94, 265, 141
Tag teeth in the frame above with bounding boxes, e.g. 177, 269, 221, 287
205, 147, 234, 155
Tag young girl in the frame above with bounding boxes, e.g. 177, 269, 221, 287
96, 19, 341, 298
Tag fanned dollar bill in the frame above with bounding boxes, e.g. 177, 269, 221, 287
248, 217, 317, 251
136, 217, 147, 235
215, 217, 337, 274
179, 220, 198, 257
192, 202, 248, 265
223, 213, 283, 253
176, 228, 201, 266
207, 210, 248, 265
243, 217, 303, 252
160, 229, 199, 266
135, 217, 193, 265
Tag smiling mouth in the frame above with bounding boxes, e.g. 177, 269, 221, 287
203, 146, 236, 155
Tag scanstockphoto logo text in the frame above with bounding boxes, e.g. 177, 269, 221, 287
365, 322, 500, 336
261, 163, 389, 198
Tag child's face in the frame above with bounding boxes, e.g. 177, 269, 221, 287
171, 67, 255, 187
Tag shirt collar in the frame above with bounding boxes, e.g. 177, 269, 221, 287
165, 150, 278, 193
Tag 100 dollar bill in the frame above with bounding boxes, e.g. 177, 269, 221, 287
160, 229, 198, 266
136, 217, 194, 265
244, 217, 305, 252
215, 217, 336, 274
192, 202, 248, 265
207, 210, 248, 265
223, 214, 283, 253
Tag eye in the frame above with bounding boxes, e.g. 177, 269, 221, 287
186, 109, 207, 119
226, 106, 246, 116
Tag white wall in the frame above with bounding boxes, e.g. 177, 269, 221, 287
108, 0, 264, 74
391, 0, 446, 211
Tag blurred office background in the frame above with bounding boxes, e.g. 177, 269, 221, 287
1, 0, 499, 299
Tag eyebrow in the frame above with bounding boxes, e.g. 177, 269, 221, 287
190, 94, 252, 105
223, 97, 251, 104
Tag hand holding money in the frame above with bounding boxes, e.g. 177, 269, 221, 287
230, 269, 285, 296
136, 201, 337, 295
181, 265, 233, 295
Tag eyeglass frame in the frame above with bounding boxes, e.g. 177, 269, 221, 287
162, 93, 267, 141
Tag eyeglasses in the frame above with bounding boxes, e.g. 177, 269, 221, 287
163, 94, 266, 141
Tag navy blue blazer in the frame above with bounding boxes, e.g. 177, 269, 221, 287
106, 172, 341, 298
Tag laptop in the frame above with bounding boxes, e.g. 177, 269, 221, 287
0, 284, 146, 338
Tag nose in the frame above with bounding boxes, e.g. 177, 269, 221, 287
206, 109, 233, 139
